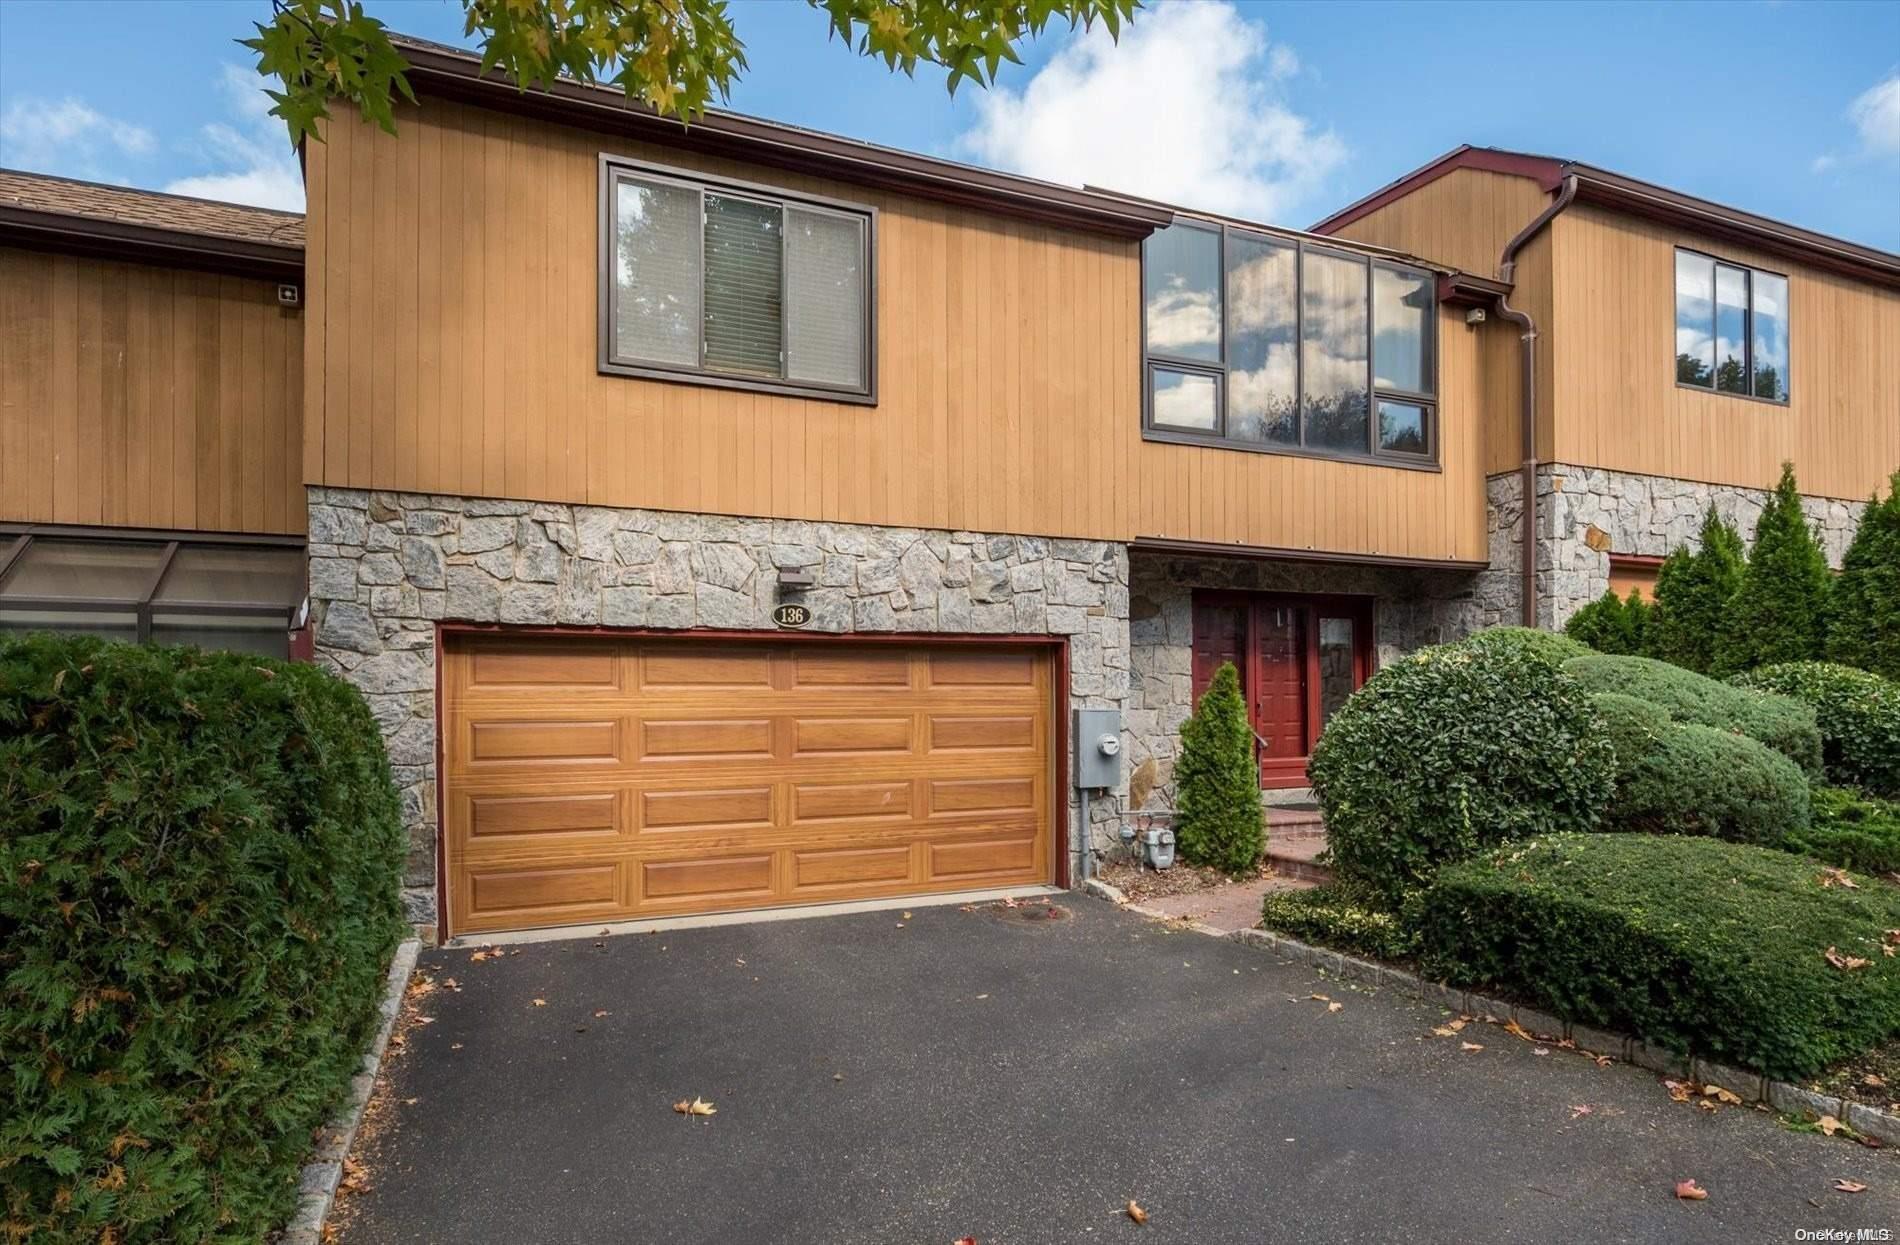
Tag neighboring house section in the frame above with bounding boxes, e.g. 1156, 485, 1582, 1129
1315, 145, 1900, 626
5, 51, 1896, 937
0, 170, 309, 655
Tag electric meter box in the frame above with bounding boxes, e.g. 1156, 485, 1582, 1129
1072, 708, 1123, 789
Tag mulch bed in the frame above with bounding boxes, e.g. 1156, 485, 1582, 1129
1096, 857, 1276, 903
1817, 1038, 1900, 1112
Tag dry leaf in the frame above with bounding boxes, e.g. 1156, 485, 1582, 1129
468, 951, 489, 963
450, 1042, 463, 1050
1674, 1179, 1708, 1201
902, 911, 912, 920
1327, 1002, 1344, 1013
1125, 1200, 1148, 1225
1834, 1179, 1868, 1193
1533, 1047, 1550, 1056
1826, 946, 1873, 971
672, 1097, 716, 1117
1696, 1099, 1718, 1113
1819, 1115, 1844, 1136
1665, 1080, 1695, 1103
1704, 1084, 1742, 1106
531, 998, 547, 1007
1819, 867, 1860, 890
1863, 1073, 1887, 1088
955, 1238, 978, 1244
1503, 1019, 1534, 1042
1447, 1018, 1467, 1032
593, 1010, 610, 1018
1432, 1026, 1459, 1037
1593, 1054, 1614, 1068
1309, 993, 1331, 1003
1570, 1104, 1593, 1119
1461, 1041, 1485, 1052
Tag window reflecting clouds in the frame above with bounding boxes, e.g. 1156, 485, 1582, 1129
1144, 223, 1221, 362
1301, 248, 1370, 454
1675, 248, 1788, 403
1142, 222, 1435, 462
1225, 233, 1298, 445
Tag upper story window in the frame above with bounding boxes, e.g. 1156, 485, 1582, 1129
601, 157, 875, 401
1142, 220, 1437, 465
1674, 248, 1789, 403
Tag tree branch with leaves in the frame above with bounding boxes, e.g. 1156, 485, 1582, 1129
245, 0, 1140, 146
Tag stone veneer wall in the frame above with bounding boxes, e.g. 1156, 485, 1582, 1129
1484, 464, 1864, 631
305, 486, 1131, 922
1124, 553, 1486, 807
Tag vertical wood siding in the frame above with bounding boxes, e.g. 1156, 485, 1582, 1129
1549, 207, 1900, 499
303, 102, 1488, 563
1326, 168, 1553, 284
0, 247, 304, 534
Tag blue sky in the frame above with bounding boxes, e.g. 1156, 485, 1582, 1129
1, 0, 1895, 249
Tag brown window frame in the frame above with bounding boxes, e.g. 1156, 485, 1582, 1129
1140, 220, 1440, 472
1672, 245, 1791, 406
597, 154, 879, 405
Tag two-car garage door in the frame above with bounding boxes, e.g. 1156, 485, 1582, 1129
441, 633, 1056, 935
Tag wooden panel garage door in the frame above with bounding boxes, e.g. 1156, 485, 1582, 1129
441, 633, 1056, 934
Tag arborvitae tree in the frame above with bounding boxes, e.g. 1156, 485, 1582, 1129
1565, 587, 1649, 655
1172, 661, 1264, 876
1827, 474, 1900, 680
1715, 463, 1832, 675
1647, 506, 1747, 673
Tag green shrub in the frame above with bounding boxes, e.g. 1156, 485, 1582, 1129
1453, 625, 1592, 666
1786, 786, 1900, 876
1173, 662, 1263, 876
1828, 476, 1900, 681
1417, 833, 1900, 1080
1734, 662, 1900, 797
1715, 462, 1832, 675
0, 635, 406, 1243
1309, 640, 1615, 904
1647, 506, 1746, 675
1591, 692, 1810, 846
1564, 587, 1651, 655
1259, 879, 1420, 962
1563, 652, 1823, 776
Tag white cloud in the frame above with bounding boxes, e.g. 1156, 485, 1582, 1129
0, 97, 155, 181
164, 65, 303, 211
1848, 72, 1900, 156
958, 0, 1345, 222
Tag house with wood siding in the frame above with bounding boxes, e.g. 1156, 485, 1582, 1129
2, 36, 1896, 937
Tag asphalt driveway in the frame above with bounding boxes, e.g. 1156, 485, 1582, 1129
339, 897, 1898, 1243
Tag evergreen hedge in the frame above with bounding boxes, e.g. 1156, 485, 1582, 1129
1733, 662, 1900, 798
1562, 653, 1823, 777
1646, 505, 1745, 675
1564, 587, 1650, 656
1591, 692, 1810, 846
1453, 626, 1592, 666
1828, 476, 1900, 681
1309, 640, 1615, 904
0, 635, 406, 1243
1172, 662, 1263, 876
1417, 834, 1900, 1080
1789, 786, 1900, 876
1715, 462, 1832, 676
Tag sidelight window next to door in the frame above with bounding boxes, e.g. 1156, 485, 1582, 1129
1190, 592, 1374, 788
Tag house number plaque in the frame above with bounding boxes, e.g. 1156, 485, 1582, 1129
772, 603, 812, 629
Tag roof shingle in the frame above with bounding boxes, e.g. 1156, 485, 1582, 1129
0, 168, 304, 249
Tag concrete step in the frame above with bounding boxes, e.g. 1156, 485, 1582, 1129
1264, 831, 1332, 884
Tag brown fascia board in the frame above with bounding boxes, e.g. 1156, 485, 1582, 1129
1311, 144, 1900, 292
0, 204, 305, 281
1437, 271, 1512, 307
1129, 536, 1488, 574
390, 38, 1174, 241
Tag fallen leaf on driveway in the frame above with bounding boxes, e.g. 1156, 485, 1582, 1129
1432, 1026, 1459, 1037
1665, 1080, 1695, 1102
1309, 993, 1331, 1003
1570, 1105, 1593, 1119
1675, 1179, 1708, 1201
902, 911, 912, 920
1125, 1200, 1148, 1224
1533, 1047, 1550, 1056
531, 998, 546, 1008
1461, 1042, 1484, 1053
1503, 1019, 1535, 1042
1835, 1179, 1868, 1193
1819, 1115, 1845, 1136
1327, 1002, 1343, 1013
1593, 1054, 1614, 1068
955, 1237, 978, 1244
338, 1156, 369, 1195
469, 951, 490, 963
593, 1010, 610, 1018
673, 1097, 716, 1117
1704, 1084, 1742, 1105
1696, 1100, 1718, 1113
450, 1042, 463, 1050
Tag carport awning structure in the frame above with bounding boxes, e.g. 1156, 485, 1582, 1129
0, 524, 306, 657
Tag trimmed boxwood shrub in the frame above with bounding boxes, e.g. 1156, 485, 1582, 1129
0, 635, 406, 1243
1786, 786, 1900, 876
1592, 692, 1811, 846
1417, 833, 1900, 1080
1309, 640, 1615, 904
1732, 662, 1900, 798
1563, 652, 1823, 777
1453, 626, 1592, 666
1259, 879, 1420, 962
1172, 661, 1264, 876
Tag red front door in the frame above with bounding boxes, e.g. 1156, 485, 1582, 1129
1189, 592, 1374, 788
